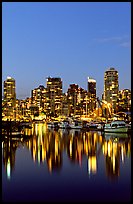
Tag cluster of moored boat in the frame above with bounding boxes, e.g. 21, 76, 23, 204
47, 119, 131, 133
2, 119, 131, 138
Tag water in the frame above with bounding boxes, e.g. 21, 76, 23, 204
2, 123, 131, 202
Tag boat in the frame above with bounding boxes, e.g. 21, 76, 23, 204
82, 121, 89, 129
69, 120, 82, 129
96, 122, 105, 131
88, 122, 98, 130
104, 120, 129, 133
82, 121, 105, 131
58, 121, 70, 129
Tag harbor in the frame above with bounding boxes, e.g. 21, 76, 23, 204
2, 114, 131, 139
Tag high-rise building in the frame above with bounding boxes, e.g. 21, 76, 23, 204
3, 76, 16, 119
61, 93, 69, 116
67, 84, 79, 116
46, 77, 62, 116
87, 77, 96, 111
31, 85, 46, 109
118, 89, 131, 112
104, 67, 119, 113
67, 84, 88, 116
4, 76, 16, 102
88, 77, 96, 98
31, 85, 47, 117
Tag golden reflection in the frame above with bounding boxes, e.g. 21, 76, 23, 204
69, 138, 73, 158
121, 146, 124, 163
102, 135, 131, 179
2, 122, 131, 180
7, 158, 11, 180
88, 156, 97, 175
2, 138, 20, 180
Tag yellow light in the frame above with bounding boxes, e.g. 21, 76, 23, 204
113, 154, 116, 173
7, 158, 11, 180
88, 156, 97, 175
121, 146, 124, 163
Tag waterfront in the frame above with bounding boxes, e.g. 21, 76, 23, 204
2, 123, 131, 202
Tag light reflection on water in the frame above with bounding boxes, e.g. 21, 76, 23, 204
2, 122, 131, 202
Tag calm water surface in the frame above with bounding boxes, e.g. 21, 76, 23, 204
2, 123, 131, 202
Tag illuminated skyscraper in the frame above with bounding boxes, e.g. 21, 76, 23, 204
87, 77, 96, 111
31, 85, 46, 109
3, 76, 16, 118
4, 76, 16, 102
88, 77, 96, 98
67, 84, 79, 115
46, 77, 62, 116
67, 84, 88, 116
104, 67, 119, 113
118, 89, 131, 112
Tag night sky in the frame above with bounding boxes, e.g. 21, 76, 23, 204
2, 2, 131, 99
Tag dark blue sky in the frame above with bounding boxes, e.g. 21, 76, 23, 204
2, 2, 131, 99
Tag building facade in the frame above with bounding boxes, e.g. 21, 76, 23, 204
67, 84, 79, 116
87, 77, 96, 112
3, 76, 16, 119
67, 84, 88, 116
104, 67, 119, 114
117, 89, 131, 112
31, 85, 46, 114
46, 77, 63, 117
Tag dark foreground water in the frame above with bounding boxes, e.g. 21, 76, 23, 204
2, 123, 131, 202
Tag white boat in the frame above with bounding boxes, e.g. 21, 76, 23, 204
104, 120, 129, 133
96, 122, 105, 131
58, 121, 70, 129
69, 120, 82, 129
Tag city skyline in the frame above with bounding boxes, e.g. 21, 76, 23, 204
2, 68, 130, 101
2, 2, 131, 99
